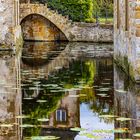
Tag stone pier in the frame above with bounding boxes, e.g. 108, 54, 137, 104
0, 0, 23, 50
114, 0, 140, 82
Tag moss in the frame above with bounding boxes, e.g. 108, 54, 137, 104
14, 32, 24, 54
0, 43, 11, 50
114, 54, 135, 82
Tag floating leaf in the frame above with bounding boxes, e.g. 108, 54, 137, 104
101, 83, 111, 85
36, 100, 47, 103
116, 139, 134, 140
23, 98, 33, 100
133, 133, 140, 137
29, 87, 38, 90
29, 78, 38, 80
69, 95, 79, 98
50, 90, 60, 93
116, 117, 133, 121
93, 129, 112, 133
99, 115, 117, 118
20, 124, 35, 128
113, 128, 130, 133
16, 115, 30, 119
79, 94, 87, 97
31, 136, 60, 140
97, 94, 108, 97
33, 82, 41, 85
70, 127, 85, 132
80, 133, 100, 139
37, 118, 49, 122
0, 124, 13, 127
115, 89, 127, 93
104, 79, 111, 81
96, 88, 110, 92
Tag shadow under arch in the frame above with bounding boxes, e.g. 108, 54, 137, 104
21, 41, 68, 67
20, 13, 69, 41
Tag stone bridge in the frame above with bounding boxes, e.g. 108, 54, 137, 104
20, 3, 113, 42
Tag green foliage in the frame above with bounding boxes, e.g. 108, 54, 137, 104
48, 0, 93, 22
32, 0, 93, 22
93, 0, 113, 18
31, 0, 113, 22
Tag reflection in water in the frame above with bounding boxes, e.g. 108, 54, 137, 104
21, 42, 114, 140
3, 41, 140, 140
0, 52, 22, 140
114, 67, 140, 139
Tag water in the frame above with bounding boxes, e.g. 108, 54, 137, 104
0, 41, 139, 140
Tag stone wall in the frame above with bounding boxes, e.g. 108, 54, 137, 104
0, 0, 23, 49
70, 23, 113, 42
20, 4, 113, 43
114, 0, 140, 81
0, 54, 22, 140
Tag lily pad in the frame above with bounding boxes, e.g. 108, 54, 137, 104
20, 124, 35, 128
97, 94, 108, 97
113, 128, 130, 133
29, 87, 38, 90
79, 94, 87, 97
93, 129, 112, 133
101, 83, 111, 85
80, 133, 100, 139
99, 115, 117, 118
115, 89, 127, 93
23, 98, 33, 100
0, 124, 13, 127
70, 127, 85, 131
36, 100, 47, 103
37, 118, 49, 122
116, 139, 133, 140
133, 133, 140, 137
16, 115, 30, 119
30, 136, 60, 140
116, 117, 133, 121
69, 95, 79, 98
96, 88, 110, 92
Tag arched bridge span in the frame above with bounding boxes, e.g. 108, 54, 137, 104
20, 4, 72, 41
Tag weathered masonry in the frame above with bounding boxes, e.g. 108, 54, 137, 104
20, 3, 113, 42
114, 0, 140, 82
0, 0, 22, 49
0, 0, 113, 49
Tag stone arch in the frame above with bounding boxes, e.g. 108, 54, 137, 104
20, 14, 68, 41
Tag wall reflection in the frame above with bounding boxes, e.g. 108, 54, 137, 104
21, 41, 114, 140
0, 52, 22, 140
0, 41, 115, 140
114, 66, 140, 139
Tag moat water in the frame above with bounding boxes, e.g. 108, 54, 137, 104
0, 41, 140, 140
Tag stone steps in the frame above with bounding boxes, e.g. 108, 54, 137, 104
20, 3, 73, 33
49, 8, 72, 30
